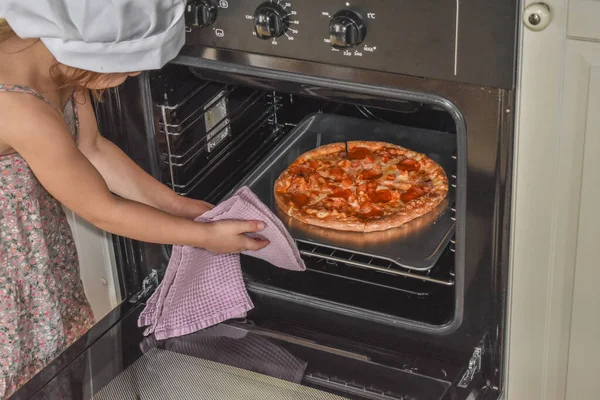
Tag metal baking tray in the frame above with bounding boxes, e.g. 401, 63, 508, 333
234, 113, 456, 271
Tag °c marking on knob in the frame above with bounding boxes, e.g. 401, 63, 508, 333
328, 10, 366, 49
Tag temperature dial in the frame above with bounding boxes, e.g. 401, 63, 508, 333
185, 0, 217, 28
329, 10, 366, 48
254, 2, 289, 39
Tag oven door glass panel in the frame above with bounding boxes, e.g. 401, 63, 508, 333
18, 305, 461, 400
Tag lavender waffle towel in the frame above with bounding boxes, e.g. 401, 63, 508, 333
138, 187, 305, 340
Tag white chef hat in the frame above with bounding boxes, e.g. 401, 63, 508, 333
0, 0, 186, 73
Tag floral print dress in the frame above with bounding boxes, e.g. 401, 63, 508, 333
0, 85, 95, 398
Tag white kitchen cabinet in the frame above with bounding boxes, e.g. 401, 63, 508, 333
562, 39, 600, 399
567, 0, 600, 41
507, 2, 600, 399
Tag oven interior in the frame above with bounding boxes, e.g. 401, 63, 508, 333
147, 64, 459, 330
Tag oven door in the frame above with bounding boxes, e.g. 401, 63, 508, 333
10, 302, 493, 400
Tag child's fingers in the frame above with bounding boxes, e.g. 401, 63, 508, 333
236, 220, 265, 233
244, 237, 270, 251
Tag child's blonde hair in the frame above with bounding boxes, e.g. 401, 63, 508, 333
0, 18, 125, 100
0, 18, 14, 41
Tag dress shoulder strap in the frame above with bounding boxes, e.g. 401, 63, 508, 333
0, 83, 62, 115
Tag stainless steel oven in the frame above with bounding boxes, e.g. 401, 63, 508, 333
11, 0, 517, 399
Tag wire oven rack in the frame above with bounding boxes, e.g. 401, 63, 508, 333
297, 241, 455, 287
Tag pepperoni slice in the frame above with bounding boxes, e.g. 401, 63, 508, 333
341, 178, 353, 188
348, 147, 372, 160
369, 190, 393, 203
359, 169, 383, 180
400, 186, 425, 202
366, 180, 379, 191
291, 193, 310, 206
331, 188, 352, 199
328, 167, 346, 181
308, 160, 320, 169
289, 165, 303, 175
396, 159, 420, 172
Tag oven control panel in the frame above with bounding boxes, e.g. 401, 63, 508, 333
184, 0, 517, 89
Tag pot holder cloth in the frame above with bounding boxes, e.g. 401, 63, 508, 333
138, 186, 305, 340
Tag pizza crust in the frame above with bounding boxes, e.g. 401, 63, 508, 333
348, 140, 421, 158
294, 142, 346, 164
289, 209, 366, 232
364, 192, 446, 232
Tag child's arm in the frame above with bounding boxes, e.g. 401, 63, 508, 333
0, 95, 268, 254
75, 90, 212, 219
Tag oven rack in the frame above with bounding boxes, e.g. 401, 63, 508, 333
296, 241, 455, 286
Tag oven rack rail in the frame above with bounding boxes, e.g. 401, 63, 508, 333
170, 116, 284, 195
296, 241, 455, 286
198, 121, 291, 202
158, 86, 237, 137
155, 79, 211, 112
162, 91, 274, 166
158, 91, 282, 194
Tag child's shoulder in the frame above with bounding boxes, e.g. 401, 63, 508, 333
0, 89, 73, 145
0, 88, 63, 123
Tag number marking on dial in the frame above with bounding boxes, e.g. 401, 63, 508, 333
252, 1, 298, 43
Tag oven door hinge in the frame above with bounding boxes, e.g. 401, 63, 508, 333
129, 269, 159, 304
458, 342, 485, 388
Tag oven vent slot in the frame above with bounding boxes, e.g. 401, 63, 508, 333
304, 372, 410, 400
450, 152, 457, 253
297, 241, 454, 287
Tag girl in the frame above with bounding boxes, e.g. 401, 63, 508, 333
0, 1, 269, 397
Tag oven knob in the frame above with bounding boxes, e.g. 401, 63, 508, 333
185, 0, 218, 28
254, 2, 289, 40
329, 10, 366, 48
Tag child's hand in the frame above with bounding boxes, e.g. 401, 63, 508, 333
202, 220, 270, 254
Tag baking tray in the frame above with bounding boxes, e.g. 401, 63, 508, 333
234, 113, 456, 271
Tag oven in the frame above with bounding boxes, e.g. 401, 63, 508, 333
10, 0, 517, 399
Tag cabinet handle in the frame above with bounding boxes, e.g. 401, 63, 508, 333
524, 3, 553, 31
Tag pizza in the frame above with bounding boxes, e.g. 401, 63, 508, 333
273, 141, 449, 232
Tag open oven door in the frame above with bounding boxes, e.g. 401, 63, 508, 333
10, 300, 492, 400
